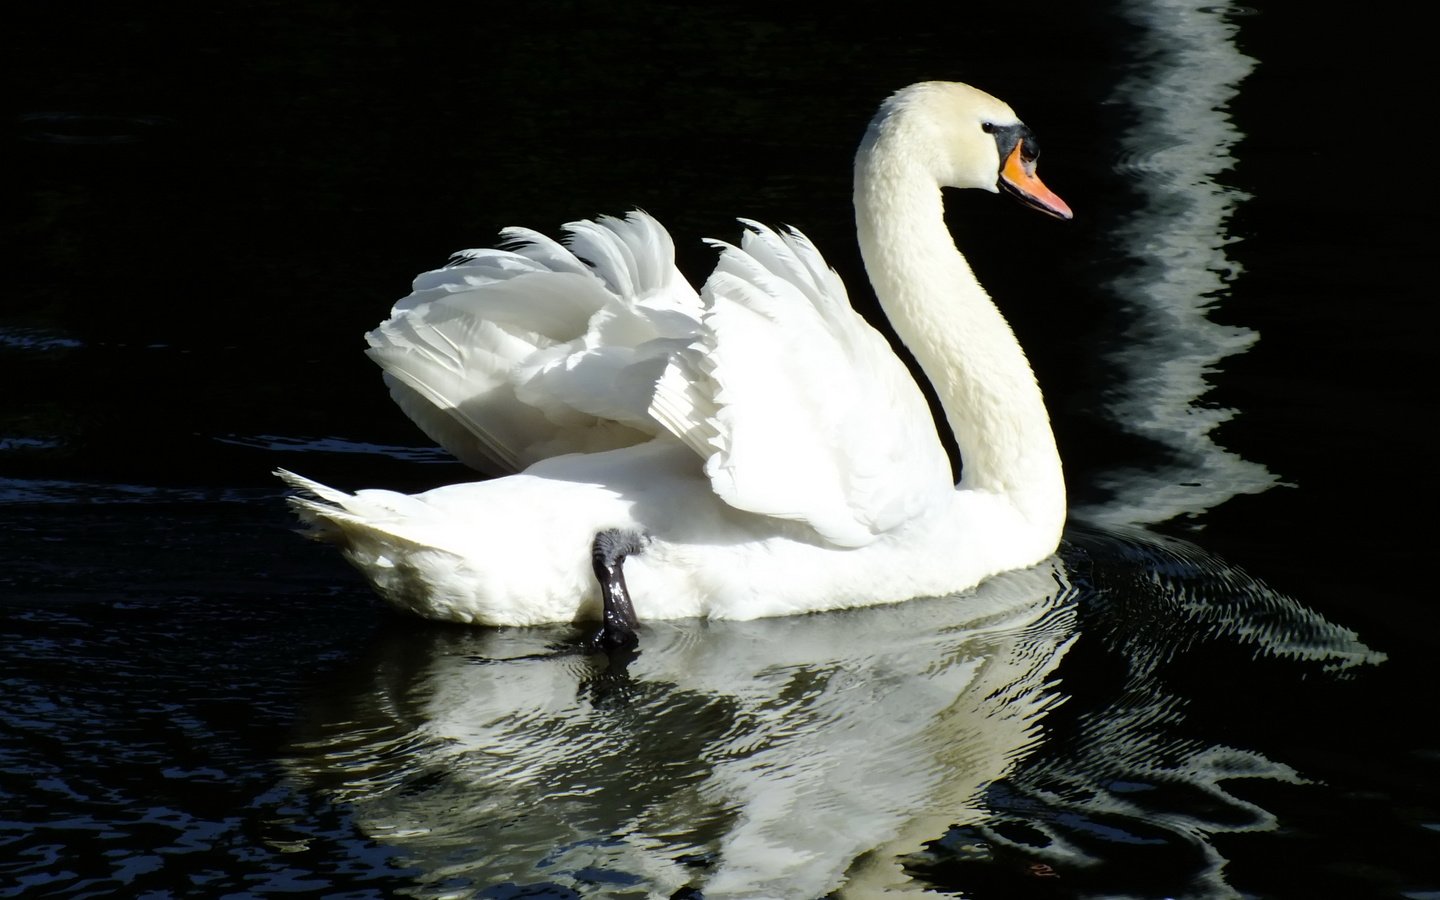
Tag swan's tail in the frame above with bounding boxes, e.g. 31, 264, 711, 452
274, 468, 356, 543
273, 468, 439, 552
275, 468, 485, 621
273, 468, 596, 626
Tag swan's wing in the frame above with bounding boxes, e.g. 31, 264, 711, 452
650, 221, 953, 547
365, 212, 702, 473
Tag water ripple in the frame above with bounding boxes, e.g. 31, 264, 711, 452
17, 112, 175, 146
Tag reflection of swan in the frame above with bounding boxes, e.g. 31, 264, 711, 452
1079, 0, 1276, 527
284, 562, 1077, 898
276, 81, 1072, 630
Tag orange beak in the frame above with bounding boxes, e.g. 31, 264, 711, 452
1000, 140, 1073, 221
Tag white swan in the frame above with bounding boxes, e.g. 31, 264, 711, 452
277, 81, 1072, 641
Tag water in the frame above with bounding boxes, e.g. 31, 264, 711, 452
5, 1, 1435, 897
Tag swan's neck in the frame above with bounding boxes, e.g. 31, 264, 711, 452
854, 134, 1065, 531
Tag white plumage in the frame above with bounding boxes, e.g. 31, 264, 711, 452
277, 81, 1073, 627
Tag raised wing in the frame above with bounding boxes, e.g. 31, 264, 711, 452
650, 221, 953, 547
365, 212, 702, 473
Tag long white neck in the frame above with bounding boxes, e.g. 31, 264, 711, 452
853, 125, 1065, 533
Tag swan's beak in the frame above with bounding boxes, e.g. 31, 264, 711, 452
1000, 141, 1073, 221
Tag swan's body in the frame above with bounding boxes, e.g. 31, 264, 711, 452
279, 81, 1072, 628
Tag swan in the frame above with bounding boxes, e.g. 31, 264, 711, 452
276, 81, 1072, 646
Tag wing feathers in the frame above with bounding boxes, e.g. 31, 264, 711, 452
366, 211, 945, 545
650, 220, 951, 546
367, 211, 700, 473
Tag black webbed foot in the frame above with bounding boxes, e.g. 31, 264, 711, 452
590, 528, 647, 655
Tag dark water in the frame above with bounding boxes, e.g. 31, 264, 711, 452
5, 2, 1435, 898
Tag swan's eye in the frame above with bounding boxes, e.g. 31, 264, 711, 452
981, 122, 996, 134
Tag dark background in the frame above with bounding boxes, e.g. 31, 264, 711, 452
5, 1, 1435, 896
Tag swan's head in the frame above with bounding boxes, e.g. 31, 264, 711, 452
860, 81, 1072, 220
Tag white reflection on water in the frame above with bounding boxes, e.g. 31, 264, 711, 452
1080, 0, 1280, 527
286, 563, 1077, 898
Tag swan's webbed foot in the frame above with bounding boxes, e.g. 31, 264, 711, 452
590, 528, 646, 653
